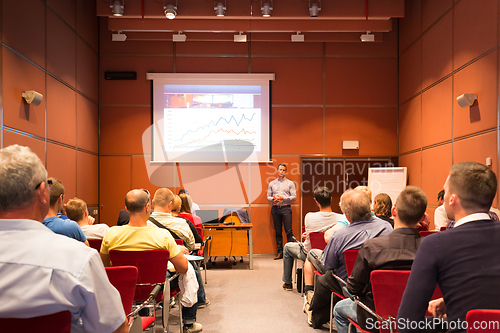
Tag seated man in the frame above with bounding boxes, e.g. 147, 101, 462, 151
282, 186, 343, 291
148, 188, 196, 251
100, 189, 203, 333
304, 188, 393, 329
398, 162, 500, 333
333, 186, 427, 333
0, 144, 127, 333
43, 177, 88, 245
66, 197, 109, 239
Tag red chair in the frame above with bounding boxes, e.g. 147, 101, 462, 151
467, 309, 500, 332
175, 238, 184, 245
0, 311, 71, 333
420, 230, 439, 237
440, 226, 447, 231
88, 238, 103, 251
344, 250, 359, 276
105, 266, 142, 333
309, 231, 327, 250
109, 249, 179, 332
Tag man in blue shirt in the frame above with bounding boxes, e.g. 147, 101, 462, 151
43, 177, 88, 245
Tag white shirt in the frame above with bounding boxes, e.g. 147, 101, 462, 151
0, 219, 125, 333
434, 205, 449, 230
304, 211, 342, 251
454, 213, 491, 228
80, 224, 110, 239
191, 202, 200, 215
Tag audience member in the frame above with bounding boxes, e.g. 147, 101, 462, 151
148, 188, 196, 250
0, 145, 127, 332
434, 189, 449, 231
304, 189, 393, 328
398, 162, 500, 333
43, 177, 88, 245
334, 186, 427, 333
282, 186, 343, 291
179, 189, 200, 215
100, 189, 203, 333
179, 193, 203, 230
172, 195, 203, 244
372, 192, 394, 227
116, 208, 130, 226
66, 197, 109, 239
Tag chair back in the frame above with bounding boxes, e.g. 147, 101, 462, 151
466, 309, 500, 332
309, 232, 327, 250
175, 238, 183, 245
440, 226, 447, 231
105, 266, 138, 315
0, 311, 72, 333
109, 249, 170, 301
344, 250, 359, 276
419, 230, 439, 237
371, 270, 411, 333
88, 238, 103, 251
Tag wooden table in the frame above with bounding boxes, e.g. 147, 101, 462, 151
203, 223, 254, 269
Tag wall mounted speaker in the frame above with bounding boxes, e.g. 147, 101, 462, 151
105, 71, 137, 80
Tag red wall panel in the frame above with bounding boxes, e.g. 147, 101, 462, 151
100, 156, 132, 225
47, 143, 77, 201
47, 10, 76, 87
46, 77, 76, 146
421, 78, 453, 147
3, 132, 46, 165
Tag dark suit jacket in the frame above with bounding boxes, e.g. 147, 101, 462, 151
346, 227, 422, 331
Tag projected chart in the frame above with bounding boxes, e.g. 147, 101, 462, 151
164, 108, 261, 151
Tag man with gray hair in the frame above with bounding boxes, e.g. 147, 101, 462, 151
0, 145, 127, 333
304, 188, 393, 329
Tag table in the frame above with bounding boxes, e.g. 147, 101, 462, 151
203, 223, 253, 269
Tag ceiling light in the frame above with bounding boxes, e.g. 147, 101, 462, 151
309, 1, 321, 17
360, 31, 375, 42
215, 1, 226, 17
173, 31, 186, 42
110, 0, 124, 16
261, 0, 273, 17
164, 2, 177, 19
291, 32, 304, 42
234, 31, 247, 43
112, 31, 127, 41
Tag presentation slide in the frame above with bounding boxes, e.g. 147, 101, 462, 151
148, 74, 274, 163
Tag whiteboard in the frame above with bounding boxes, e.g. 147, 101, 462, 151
368, 167, 407, 205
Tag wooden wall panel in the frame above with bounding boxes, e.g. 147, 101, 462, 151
399, 97, 421, 153
47, 0, 76, 29
454, 132, 497, 172
177, 41, 248, 55
47, 143, 77, 201
421, 78, 452, 147
399, 40, 422, 103
47, 10, 76, 87
399, 0, 421, 52
421, 0, 453, 32
250, 205, 281, 254
422, 145, 452, 206
253, 163, 280, 204
76, 2, 99, 51
253, 41, 323, 56
3, 132, 46, 165
100, 156, 132, 225
325, 107, 398, 155
76, 38, 98, 101
399, 152, 422, 187
76, 95, 98, 153
176, 56, 248, 74
46, 77, 76, 146
76, 151, 98, 206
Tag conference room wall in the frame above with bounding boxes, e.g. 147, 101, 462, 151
99, 19, 398, 254
398, 0, 500, 229
0, 0, 100, 215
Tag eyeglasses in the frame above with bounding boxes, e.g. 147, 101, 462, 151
141, 189, 150, 207
35, 179, 53, 190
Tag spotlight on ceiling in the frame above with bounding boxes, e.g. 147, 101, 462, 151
234, 31, 247, 43
173, 31, 187, 42
309, 1, 321, 17
112, 31, 127, 41
164, 2, 177, 19
360, 31, 375, 42
215, 1, 226, 17
110, 0, 124, 16
291, 32, 304, 42
261, 0, 273, 17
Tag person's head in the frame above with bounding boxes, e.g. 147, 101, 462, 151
171, 195, 182, 215
277, 163, 287, 178
373, 193, 392, 218
444, 162, 497, 219
313, 186, 332, 209
125, 189, 150, 216
354, 186, 372, 203
65, 198, 88, 223
179, 193, 193, 214
393, 186, 428, 227
48, 177, 64, 210
0, 145, 49, 220
339, 189, 372, 223
178, 188, 189, 195
437, 190, 445, 206
152, 188, 174, 212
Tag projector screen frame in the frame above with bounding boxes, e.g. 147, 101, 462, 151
147, 73, 275, 164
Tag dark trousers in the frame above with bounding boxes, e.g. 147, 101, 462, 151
271, 205, 294, 253
309, 270, 343, 329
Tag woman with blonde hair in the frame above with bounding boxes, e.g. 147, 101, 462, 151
372, 192, 394, 227
172, 195, 203, 243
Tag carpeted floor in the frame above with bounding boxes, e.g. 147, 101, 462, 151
158, 255, 333, 333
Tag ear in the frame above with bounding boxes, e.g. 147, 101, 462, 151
84, 210, 89, 217
391, 206, 397, 218
345, 211, 352, 223
448, 193, 459, 207
58, 194, 64, 203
